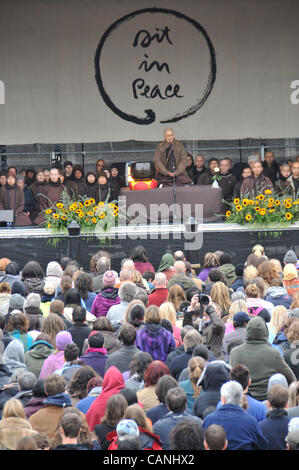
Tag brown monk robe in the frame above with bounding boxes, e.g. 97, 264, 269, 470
33, 167, 66, 226
0, 174, 32, 226
154, 128, 191, 187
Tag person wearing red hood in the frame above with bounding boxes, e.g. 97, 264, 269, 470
86, 366, 125, 431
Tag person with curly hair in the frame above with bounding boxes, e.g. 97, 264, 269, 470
66, 365, 98, 407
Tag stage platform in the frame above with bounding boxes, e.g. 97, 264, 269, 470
1, 222, 298, 273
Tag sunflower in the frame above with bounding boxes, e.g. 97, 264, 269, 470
245, 214, 252, 221
47, 223, 51, 229
285, 202, 292, 209
112, 210, 118, 218
52, 213, 59, 219
226, 210, 232, 217
84, 200, 90, 207
267, 203, 273, 208
91, 217, 97, 224
255, 207, 261, 212
275, 200, 280, 206
259, 209, 266, 216
233, 198, 240, 205
79, 202, 83, 209
98, 201, 104, 207
89, 198, 96, 205
69, 205, 76, 211
99, 212, 106, 219
268, 198, 274, 204
109, 203, 116, 208
76, 209, 82, 214
285, 212, 293, 220
257, 194, 265, 201
248, 200, 255, 206
268, 208, 275, 213
236, 205, 242, 212
78, 212, 84, 218
61, 215, 67, 221
56, 203, 64, 209
87, 211, 94, 216
45, 209, 52, 215
242, 199, 249, 206
264, 189, 272, 195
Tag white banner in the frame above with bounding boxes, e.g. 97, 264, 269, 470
0, 0, 299, 144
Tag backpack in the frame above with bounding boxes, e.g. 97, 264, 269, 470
248, 306, 264, 317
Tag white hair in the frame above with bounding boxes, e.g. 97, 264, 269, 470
221, 381, 243, 406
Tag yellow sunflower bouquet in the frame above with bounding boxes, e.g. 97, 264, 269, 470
43, 190, 119, 238
225, 189, 299, 226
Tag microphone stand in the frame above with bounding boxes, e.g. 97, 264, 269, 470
173, 174, 177, 220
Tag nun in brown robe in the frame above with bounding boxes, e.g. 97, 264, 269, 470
0, 174, 32, 226
33, 167, 66, 226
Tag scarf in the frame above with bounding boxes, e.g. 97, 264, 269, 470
157, 253, 174, 273
85, 347, 107, 355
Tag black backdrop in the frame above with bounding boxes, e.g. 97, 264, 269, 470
2, 229, 298, 273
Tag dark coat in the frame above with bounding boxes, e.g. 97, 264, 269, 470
79, 349, 108, 378
259, 409, 289, 450
193, 362, 231, 419
67, 323, 92, 356
240, 173, 273, 197
283, 342, 299, 379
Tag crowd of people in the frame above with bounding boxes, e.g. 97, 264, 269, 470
0, 243, 298, 451
1, 147, 299, 226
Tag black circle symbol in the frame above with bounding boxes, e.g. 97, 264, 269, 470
94, 7, 217, 125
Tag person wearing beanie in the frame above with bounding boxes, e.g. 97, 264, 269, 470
24, 293, 43, 317
90, 271, 120, 318
5, 293, 25, 323
39, 331, 73, 379
11, 281, 26, 298
63, 161, 74, 184
79, 331, 108, 377
84, 171, 98, 199
283, 264, 299, 298
65, 164, 86, 197
283, 250, 298, 268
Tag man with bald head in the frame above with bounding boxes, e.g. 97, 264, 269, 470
167, 260, 197, 293
154, 129, 191, 187
148, 272, 169, 307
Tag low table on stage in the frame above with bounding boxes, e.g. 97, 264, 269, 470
119, 185, 223, 222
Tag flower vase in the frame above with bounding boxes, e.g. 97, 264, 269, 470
211, 180, 219, 188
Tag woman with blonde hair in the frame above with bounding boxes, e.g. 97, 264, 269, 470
268, 305, 288, 344
224, 299, 248, 335
179, 356, 205, 413
210, 281, 232, 322
159, 302, 182, 347
243, 265, 258, 281
252, 244, 266, 258
2, 398, 26, 419
167, 284, 186, 313
283, 264, 299, 298
287, 381, 299, 412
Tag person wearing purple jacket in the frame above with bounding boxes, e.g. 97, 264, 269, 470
91, 271, 120, 318
79, 332, 108, 378
197, 253, 220, 282
136, 305, 175, 362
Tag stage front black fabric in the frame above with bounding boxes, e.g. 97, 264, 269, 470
119, 186, 223, 222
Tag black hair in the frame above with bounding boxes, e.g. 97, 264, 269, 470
88, 332, 104, 349
21, 261, 44, 280
130, 245, 149, 263
72, 305, 86, 323
5, 261, 20, 275
65, 288, 81, 307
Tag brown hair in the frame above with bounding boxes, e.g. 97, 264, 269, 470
0, 258, 11, 272
188, 357, 205, 398
123, 404, 152, 432
6, 312, 29, 334
167, 284, 186, 312
257, 261, 279, 286
0, 282, 11, 294
287, 320, 299, 343
101, 394, 128, 427
144, 305, 161, 324
245, 284, 259, 298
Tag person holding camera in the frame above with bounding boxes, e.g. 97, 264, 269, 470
183, 291, 225, 359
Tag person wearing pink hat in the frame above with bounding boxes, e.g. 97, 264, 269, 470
38, 331, 73, 379
90, 271, 120, 318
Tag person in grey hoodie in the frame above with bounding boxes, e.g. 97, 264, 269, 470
265, 278, 293, 309
230, 316, 296, 401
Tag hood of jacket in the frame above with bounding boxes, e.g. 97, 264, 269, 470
219, 263, 236, 280
22, 277, 44, 294
46, 261, 63, 278
100, 286, 119, 300
144, 323, 164, 336
266, 286, 289, 298
102, 366, 125, 394
28, 340, 54, 358
199, 361, 231, 391
245, 316, 269, 342
43, 392, 72, 408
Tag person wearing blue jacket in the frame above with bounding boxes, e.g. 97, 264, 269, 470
203, 381, 268, 450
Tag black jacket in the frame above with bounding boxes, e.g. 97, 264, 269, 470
67, 323, 92, 356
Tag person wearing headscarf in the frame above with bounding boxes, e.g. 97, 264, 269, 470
65, 164, 86, 198
156, 253, 175, 281
4, 338, 27, 374
84, 171, 98, 199
0, 174, 31, 226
